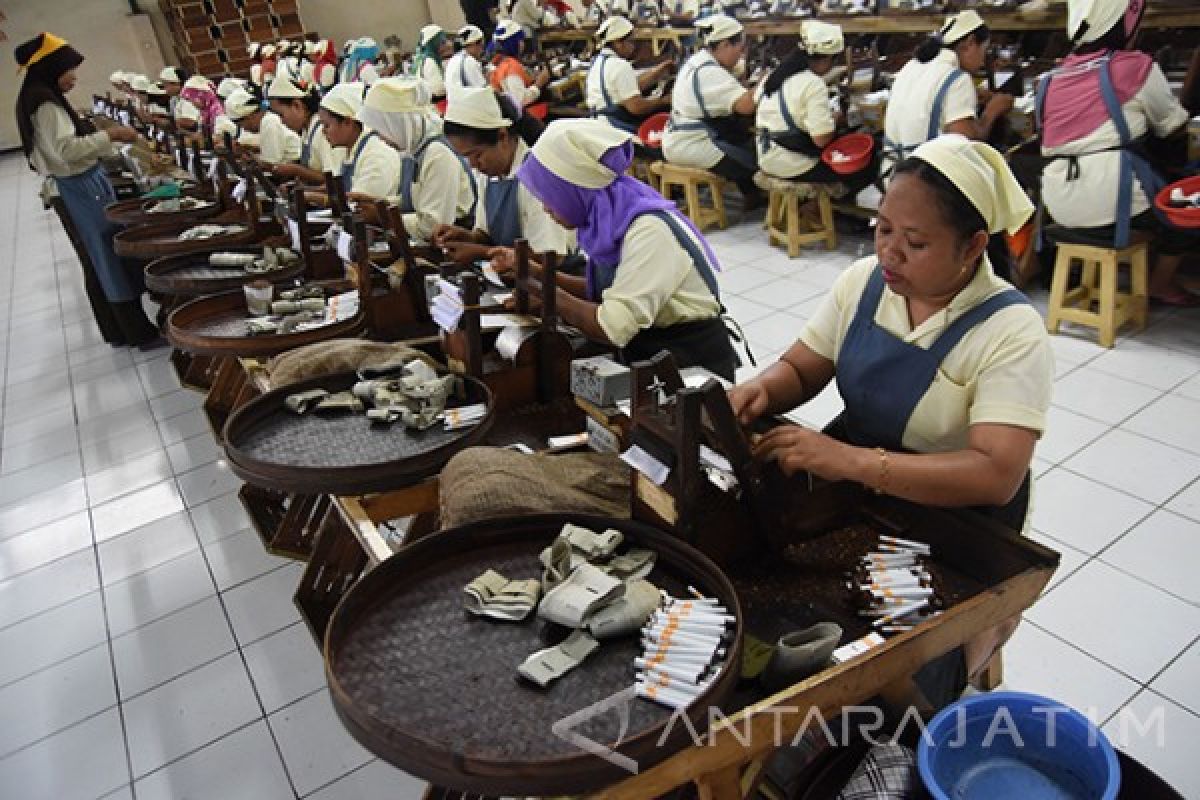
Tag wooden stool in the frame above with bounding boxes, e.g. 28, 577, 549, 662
1045, 231, 1149, 348
765, 179, 837, 257
631, 156, 661, 193
652, 162, 728, 232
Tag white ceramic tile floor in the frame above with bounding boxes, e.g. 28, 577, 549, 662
1, 152, 1198, 798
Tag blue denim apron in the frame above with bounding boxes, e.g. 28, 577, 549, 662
55, 165, 138, 302
396, 135, 480, 224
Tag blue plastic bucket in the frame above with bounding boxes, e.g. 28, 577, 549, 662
918, 691, 1120, 800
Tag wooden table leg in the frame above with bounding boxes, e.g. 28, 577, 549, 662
696, 764, 745, 800
294, 502, 370, 644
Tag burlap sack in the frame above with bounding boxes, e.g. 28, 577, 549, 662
265, 339, 441, 388
439, 447, 632, 529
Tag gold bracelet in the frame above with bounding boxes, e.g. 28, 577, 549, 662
874, 447, 889, 496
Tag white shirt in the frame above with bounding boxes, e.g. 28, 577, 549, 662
755, 69, 835, 179
1041, 63, 1188, 228
662, 50, 747, 169
172, 95, 201, 124
256, 111, 303, 164
596, 213, 722, 347
394, 138, 477, 242
883, 49, 977, 170
472, 139, 572, 254
446, 51, 487, 101
214, 115, 261, 150
345, 128, 403, 199
505, 0, 543, 32
586, 47, 640, 115
419, 57, 447, 99
30, 103, 112, 179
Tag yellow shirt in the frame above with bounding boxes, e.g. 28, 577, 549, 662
799, 256, 1053, 454
346, 128, 403, 200
390, 138, 476, 242
256, 111, 303, 164
596, 213, 722, 347
755, 70, 835, 179
30, 103, 113, 179
299, 116, 336, 173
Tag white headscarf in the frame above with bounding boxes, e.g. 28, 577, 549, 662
1067, 0, 1139, 44
911, 135, 1033, 235
357, 76, 442, 153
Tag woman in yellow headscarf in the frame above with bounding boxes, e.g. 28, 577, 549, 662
14, 33, 159, 347
728, 134, 1053, 707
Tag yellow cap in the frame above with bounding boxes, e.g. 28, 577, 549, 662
940, 10, 986, 44
321, 81, 365, 118
530, 119, 634, 189
598, 16, 635, 45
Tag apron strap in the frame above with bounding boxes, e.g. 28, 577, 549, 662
1095, 57, 1164, 249
341, 130, 378, 192
925, 286, 1030, 362
692, 61, 722, 121
928, 67, 965, 142
300, 117, 323, 167
647, 210, 722, 301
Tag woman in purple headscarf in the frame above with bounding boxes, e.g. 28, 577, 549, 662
492, 118, 739, 379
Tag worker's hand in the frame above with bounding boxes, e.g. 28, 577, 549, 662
503, 273, 545, 314
985, 91, 1014, 116
107, 126, 139, 144
727, 381, 770, 427
346, 191, 379, 204
303, 191, 329, 207
441, 239, 490, 265
535, 67, 551, 89
487, 246, 518, 277
655, 61, 674, 80
432, 223, 472, 247
752, 424, 851, 482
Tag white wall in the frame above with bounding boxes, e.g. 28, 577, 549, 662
1, 2, 166, 150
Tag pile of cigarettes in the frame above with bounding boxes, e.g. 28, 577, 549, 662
635, 588, 733, 710
851, 535, 941, 635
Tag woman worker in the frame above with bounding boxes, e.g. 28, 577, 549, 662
494, 118, 740, 379
354, 77, 478, 242
1038, 0, 1196, 305
445, 25, 489, 102
586, 16, 672, 134
15, 33, 160, 347
179, 75, 225, 138
265, 74, 338, 185
223, 84, 303, 166
489, 20, 551, 112
414, 25, 455, 103
214, 88, 263, 150
316, 82, 401, 199
882, 11, 1013, 178
159, 66, 201, 132
662, 14, 763, 208
434, 87, 572, 263
728, 134, 1052, 706
755, 20, 872, 193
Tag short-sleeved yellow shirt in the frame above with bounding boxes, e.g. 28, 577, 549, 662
799, 256, 1054, 454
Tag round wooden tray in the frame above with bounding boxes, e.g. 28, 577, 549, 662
223, 370, 495, 495
166, 289, 367, 358
326, 513, 744, 796
144, 248, 305, 296
113, 216, 265, 260
104, 193, 221, 226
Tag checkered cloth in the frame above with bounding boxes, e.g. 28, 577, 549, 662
835, 743, 919, 800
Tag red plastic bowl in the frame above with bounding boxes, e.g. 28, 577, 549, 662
1155, 175, 1200, 229
821, 132, 874, 175
435, 98, 448, 116
527, 102, 549, 121
638, 112, 670, 147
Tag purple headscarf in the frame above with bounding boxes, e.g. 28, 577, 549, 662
516, 140, 721, 298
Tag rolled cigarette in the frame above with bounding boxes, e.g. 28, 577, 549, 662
638, 651, 714, 669
636, 683, 695, 709
643, 643, 726, 659
635, 660, 706, 684
871, 599, 929, 628
686, 586, 721, 602
667, 599, 729, 614
880, 534, 931, 552
880, 625, 915, 633
649, 613, 732, 630
638, 671, 712, 695
645, 630, 723, 649
870, 586, 934, 599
